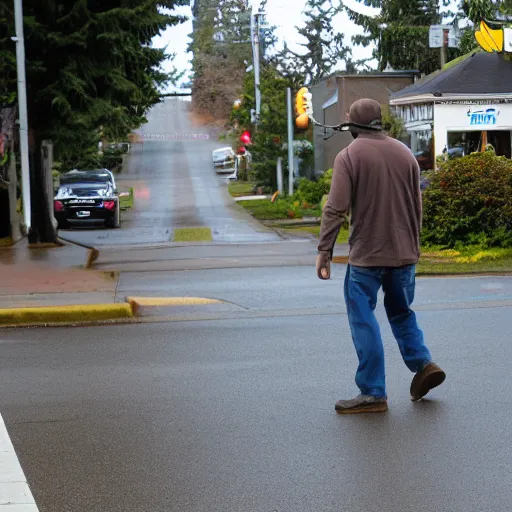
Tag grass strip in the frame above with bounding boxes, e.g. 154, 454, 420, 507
173, 227, 213, 242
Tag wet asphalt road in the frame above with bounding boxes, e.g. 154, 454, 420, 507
2, 273, 512, 511
4, 98, 512, 511
61, 97, 279, 247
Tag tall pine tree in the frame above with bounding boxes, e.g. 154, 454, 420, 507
344, 0, 462, 75
0, 0, 187, 243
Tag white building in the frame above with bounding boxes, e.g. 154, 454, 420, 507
390, 52, 512, 168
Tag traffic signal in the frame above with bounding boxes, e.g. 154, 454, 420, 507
296, 113, 309, 130
295, 87, 309, 116
295, 87, 313, 129
240, 131, 252, 145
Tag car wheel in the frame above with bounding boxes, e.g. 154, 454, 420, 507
105, 205, 120, 229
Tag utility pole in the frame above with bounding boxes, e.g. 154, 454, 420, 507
12, 0, 31, 232
286, 88, 294, 196
440, 28, 448, 69
250, 4, 261, 124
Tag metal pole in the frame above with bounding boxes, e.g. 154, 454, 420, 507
287, 88, 294, 196
276, 157, 283, 194
13, 0, 31, 231
250, 6, 261, 124
440, 29, 447, 69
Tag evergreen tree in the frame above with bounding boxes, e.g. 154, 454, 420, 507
0, 0, 187, 243
344, 0, 463, 75
277, 0, 352, 85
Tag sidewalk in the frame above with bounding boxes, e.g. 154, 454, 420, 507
0, 239, 118, 310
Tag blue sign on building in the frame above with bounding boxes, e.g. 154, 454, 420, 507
467, 107, 499, 126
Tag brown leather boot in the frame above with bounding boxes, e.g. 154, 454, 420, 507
335, 395, 388, 414
410, 362, 446, 401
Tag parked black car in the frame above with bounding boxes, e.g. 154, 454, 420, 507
54, 170, 121, 229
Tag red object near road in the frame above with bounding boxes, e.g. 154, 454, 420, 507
240, 131, 252, 145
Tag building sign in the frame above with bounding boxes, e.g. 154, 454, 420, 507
429, 25, 460, 49
467, 107, 500, 126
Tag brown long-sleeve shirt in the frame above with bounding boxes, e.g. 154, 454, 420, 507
318, 131, 422, 268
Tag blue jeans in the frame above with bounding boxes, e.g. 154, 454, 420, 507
343, 264, 432, 398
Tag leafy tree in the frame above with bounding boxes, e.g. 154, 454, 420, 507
344, 0, 464, 75
231, 64, 305, 191
190, 0, 252, 119
0, 0, 187, 243
276, 0, 352, 85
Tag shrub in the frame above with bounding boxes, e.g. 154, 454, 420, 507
294, 169, 333, 205
295, 178, 325, 205
422, 151, 512, 248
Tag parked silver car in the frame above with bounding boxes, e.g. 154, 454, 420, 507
212, 147, 235, 173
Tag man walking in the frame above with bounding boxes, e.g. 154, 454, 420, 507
316, 98, 445, 414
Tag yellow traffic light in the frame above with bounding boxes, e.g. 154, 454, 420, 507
295, 113, 309, 130
296, 87, 309, 116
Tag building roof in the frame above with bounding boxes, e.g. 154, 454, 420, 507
391, 52, 512, 102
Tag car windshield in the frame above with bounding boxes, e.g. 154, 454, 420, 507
213, 148, 232, 157
60, 171, 112, 185
63, 183, 108, 190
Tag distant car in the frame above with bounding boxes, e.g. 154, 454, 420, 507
107, 142, 131, 153
54, 169, 121, 229
212, 147, 235, 173
447, 147, 464, 159
60, 169, 117, 190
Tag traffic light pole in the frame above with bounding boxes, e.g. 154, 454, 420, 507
250, 6, 261, 124
13, 0, 31, 232
287, 88, 294, 196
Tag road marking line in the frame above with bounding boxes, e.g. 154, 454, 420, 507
0, 415, 38, 510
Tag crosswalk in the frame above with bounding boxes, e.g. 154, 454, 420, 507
0, 415, 38, 511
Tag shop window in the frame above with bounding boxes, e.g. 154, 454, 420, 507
447, 131, 511, 159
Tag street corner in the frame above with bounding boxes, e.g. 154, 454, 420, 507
125, 296, 246, 319
0, 303, 133, 328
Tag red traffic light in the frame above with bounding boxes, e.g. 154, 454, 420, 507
240, 131, 252, 145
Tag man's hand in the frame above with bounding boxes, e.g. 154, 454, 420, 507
316, 251, 331, 280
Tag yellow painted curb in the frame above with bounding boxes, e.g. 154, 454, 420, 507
0, 303, 133, 326
126, 297, 222, 316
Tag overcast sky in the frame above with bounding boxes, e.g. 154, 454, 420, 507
152, 0, 458, 91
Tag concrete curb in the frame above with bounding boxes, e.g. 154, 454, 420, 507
0, 303, 133, 327
0, 297, 228, 328
126, 297, 222, 316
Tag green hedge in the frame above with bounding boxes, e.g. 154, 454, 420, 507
294, 169, 333, 205
422, 152, 512, 248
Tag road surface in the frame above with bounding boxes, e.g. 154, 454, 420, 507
1, 271, 512, 511
62, 97, 279, 247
